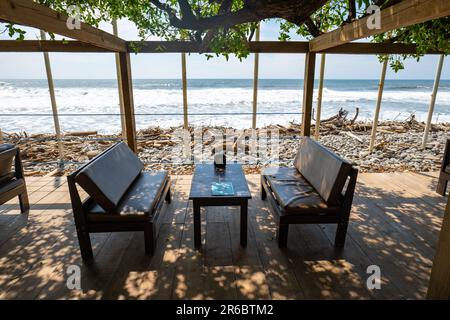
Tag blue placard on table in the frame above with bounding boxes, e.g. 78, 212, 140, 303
211, 182, 235, 196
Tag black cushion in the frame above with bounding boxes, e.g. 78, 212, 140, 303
0, 178, 24, 194
75, 142, 144, 212
0, 144, 15, 153
0, 172, 15, 185
0, 144, 16, 180
263, 167, 340, 215
293, 137, 351, 206
86, 171, 169, 222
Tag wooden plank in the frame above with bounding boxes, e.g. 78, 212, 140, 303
0, 40, 112, 52
40, 30, 64, 164
0, 40, 445, 55
112, 21, 128, 140
181, 53, 188, 129
252, 24, 260, 129
310, 0, 450, 52
314, 53, 326, 140
128, 40, 310, 54
118, 52, 137, 152
0, 174, 445, 299
369, 59, 388, 152
322, 42, 442, 55
0, 0, 126, 52
301, 52, 316, 136
422, 54, 445, 148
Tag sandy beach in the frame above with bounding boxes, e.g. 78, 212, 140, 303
2, 116, 448, 176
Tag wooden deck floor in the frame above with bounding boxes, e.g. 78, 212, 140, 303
0, 172, 446, 300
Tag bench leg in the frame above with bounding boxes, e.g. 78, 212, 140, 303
165, 186, 172, 204
277, 224, 289, 248
18, 191, 30, 214
77, 229, 93, 261
261, 183, 267, 200
335, 221, 349, 248
144, 223, 155, 255
436, 176, 447, 196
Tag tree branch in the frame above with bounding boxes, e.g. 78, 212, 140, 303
178, 0, 197, 23
304, 17, 322, 37
347, 0, 356, 22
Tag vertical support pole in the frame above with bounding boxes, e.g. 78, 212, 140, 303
0, 128, 3, 143
118, 52, 137, 152
314, 53, 326, 140
40, 30, 64, 167
181, 52, 188, 129
252, 24, 260, 130
301, 52, 316, 136
422, 54, 445, 149
427, 192, 450, 299
368, 58, 388, 153
112, 20, 127, 140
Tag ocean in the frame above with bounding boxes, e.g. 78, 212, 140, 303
1, 79, 450, 134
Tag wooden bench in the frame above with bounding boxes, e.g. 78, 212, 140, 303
436, 139, 450, 196
0, 144, 29, 214
68, 142, 171, 261
261, 137, 358, 248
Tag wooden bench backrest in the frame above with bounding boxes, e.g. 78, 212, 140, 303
294, 137, 352, 205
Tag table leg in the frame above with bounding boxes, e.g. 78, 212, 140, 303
193, 201, 201, 248
240, 200, 248, 247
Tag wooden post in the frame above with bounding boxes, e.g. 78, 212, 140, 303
252, 24, 260, 129
314, 53, 326, 140
422, 54, 445, 148
40, 30, 64, 166
112, 20, 127, 140
427, 193, 450, 299
181, 52, 188, 129
301, 52, 316, 136
368, 58, 388, 152
118, 52, 137, 152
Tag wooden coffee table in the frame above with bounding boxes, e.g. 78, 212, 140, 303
189, 163, 252, 248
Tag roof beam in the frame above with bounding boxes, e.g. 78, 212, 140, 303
0, 40, 111, 52
0, 40, 444, 55
0, 0, 127, 52
128, 41, 310, 53
310, 0, 450, 52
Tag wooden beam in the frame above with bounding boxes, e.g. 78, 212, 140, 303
0, 0, 126, 52
181, 52, 188, 129
0, 40, 111, 52
314, 53, 326, 140
118, 52, 137, 152
322, 42, 442, 55
369, 59, 388, 153
0, 40, 444, 55
427, 193, 450, 299
40, 31, 64, 165
310, 0, 450, 52
422, 54, 445, 148
128, 41, 310, 54
301, 52, 316, 136
252, 24, 260, 129
112, 21, 127, 141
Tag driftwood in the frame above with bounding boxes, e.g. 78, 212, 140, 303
64, 131, 98, 137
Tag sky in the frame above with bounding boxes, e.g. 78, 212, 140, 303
0, 19, 448, 80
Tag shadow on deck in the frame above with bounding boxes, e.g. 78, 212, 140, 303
0, 172, 445, 300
